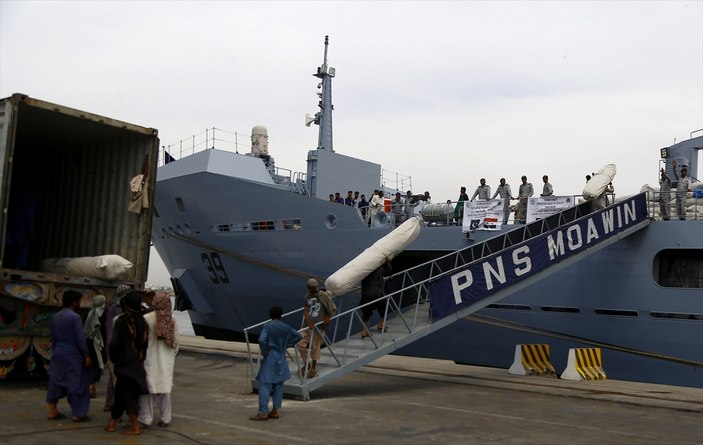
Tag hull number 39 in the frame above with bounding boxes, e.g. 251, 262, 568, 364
201, 252, 230, 284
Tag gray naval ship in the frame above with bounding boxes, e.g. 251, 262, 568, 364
152, 37, 703, 388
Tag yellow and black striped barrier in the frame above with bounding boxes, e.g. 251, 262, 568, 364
508, 344, 557, 376
560, 348, 607, 381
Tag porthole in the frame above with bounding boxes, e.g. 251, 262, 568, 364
325, 213, 337, 230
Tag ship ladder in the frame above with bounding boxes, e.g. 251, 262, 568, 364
245, 194, 650, 400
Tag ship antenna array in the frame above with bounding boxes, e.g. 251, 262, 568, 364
310, 35, 335, 153
323, 35, 329, 64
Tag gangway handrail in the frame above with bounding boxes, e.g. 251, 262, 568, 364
384, 198, 594, 286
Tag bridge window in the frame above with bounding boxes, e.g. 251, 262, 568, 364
653, 249, 703, 288
251, 221, 275, 231
210, 219, 303, 233
281, 219, 302, 230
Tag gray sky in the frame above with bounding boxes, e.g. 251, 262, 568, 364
2, 1, 702, 286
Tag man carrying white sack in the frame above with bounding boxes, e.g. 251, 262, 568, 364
360, 257, 392, 338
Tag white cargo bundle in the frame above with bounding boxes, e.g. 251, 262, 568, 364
325, 217, 421, 296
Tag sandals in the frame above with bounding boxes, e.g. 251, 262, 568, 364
47, 412, 66, 421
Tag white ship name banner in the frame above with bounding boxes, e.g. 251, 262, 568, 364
462, 199, 506, 232
526, 196, 575, 223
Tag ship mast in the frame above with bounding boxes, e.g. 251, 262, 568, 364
312, 35, 335, 152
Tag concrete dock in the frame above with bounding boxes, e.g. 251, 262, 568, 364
2, 335, 702, 445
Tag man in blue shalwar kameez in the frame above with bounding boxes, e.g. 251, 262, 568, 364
47, 290, 92, 422
250, 306, 303, 421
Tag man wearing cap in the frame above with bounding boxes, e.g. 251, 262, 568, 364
540, 175, 553, 197
297, 279, 336, 378
516, 176, 533, 224
470, 178, 491, 201
492, 179, 514, 225
672, 160, 692, 220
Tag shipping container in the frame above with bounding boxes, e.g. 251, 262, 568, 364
0, 93, 159, 376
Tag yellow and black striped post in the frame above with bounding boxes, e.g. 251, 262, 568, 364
508, 344, 557, 376
560, 348, 607, 381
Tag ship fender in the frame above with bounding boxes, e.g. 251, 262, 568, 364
325, 217, 421, 296
507, 344, 557, 377
560, 348, 607, 381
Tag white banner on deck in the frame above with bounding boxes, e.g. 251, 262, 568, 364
462, 199, 506, 232
526, 195, 575, 223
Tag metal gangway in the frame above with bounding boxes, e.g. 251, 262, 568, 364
244, 193, 651, 400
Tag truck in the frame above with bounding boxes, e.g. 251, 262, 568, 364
0, 93, 159, 377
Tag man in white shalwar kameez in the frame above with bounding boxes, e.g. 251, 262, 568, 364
138, 294, 179, 427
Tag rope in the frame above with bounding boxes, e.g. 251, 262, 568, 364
466, 314, 703, 368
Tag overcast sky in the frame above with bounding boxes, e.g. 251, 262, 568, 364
2, 1, 702, 285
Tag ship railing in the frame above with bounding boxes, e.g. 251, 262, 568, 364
643, 190, 702, 221
381, 169, 412, 194
390, 194, 598, 228
159, 127, 252, 166
159, 127, 313, 196
290, 170, 310, 196
385, 199, 595, 291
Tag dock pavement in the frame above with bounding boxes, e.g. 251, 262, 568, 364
2, 335, 702, 445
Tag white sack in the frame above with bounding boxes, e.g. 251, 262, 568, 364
583, 164, 616, 199
41, 254, 133, 280
325, 217, 421, 296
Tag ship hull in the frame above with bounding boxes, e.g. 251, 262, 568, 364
153, 149, 703, 388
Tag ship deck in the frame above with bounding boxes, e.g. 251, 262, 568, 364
2, 335, 702, 445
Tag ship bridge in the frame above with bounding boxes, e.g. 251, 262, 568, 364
244, 193, 651, 400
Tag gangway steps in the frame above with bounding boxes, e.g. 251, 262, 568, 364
253, 302, 433, 399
